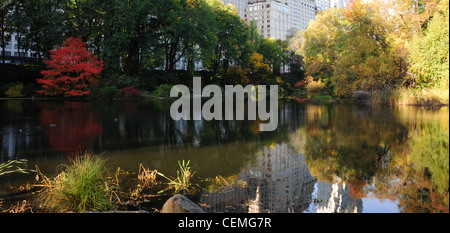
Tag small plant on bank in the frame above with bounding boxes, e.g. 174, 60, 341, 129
131, 164, 158, 198
36, 153, 115, 213
157, 160, 196, 194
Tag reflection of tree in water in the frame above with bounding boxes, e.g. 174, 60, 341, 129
296, 105, 449, 213
372, 107, 449, 213
39, 102, 103, 156
199, 143, 316, 213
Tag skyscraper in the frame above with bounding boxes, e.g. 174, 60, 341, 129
245, 0, 290, 40
330, 0, 350, 8
242, 0, 316, 40
288, 0, 317, 32
220, 0, 248, 18
315, 0, 331, 11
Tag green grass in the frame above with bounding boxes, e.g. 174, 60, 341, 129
157, 160, 196, 194
0, 159, 32, 176
309, 93, 334, 103
36, 153, 115, 213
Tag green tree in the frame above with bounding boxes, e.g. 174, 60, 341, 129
257, 38, 287, 76
0, 0, 12, 64
408, 0, 449, 89
19, 0, 68, 59
206, 0, 248, 77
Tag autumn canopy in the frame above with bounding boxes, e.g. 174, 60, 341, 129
37, 37, 103, 97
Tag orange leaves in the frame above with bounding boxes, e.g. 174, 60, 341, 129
37, 37, 104, 97
344, 0, 366, 22
249, 52, 272, 83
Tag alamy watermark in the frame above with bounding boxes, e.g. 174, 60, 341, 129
170, 77, 279, 132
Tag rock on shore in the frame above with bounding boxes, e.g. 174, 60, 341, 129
160, 194, 205, 213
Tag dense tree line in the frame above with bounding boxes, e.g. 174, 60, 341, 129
291, 0, 449, 101
1, 0, 296, 92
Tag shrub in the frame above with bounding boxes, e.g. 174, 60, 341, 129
37, 153, 115, 213
101, 86, 119, 98
3, 83, 25, 98
294, 80, 307, 88
117, 86, 141, 98
306, 77, 327, 93
153, 84, 174, 97
104, 74, 139, 89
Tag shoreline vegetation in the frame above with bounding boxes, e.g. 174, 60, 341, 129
1, 0, 448, 108
1, 87, 448, 107
0, 153, 201, 213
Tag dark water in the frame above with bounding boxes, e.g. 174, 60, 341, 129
0, 99, 448, 213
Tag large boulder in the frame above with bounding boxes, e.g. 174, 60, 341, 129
352, 91, 370, 105
160, 194, 205, 213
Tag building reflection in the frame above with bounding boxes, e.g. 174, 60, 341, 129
199, 143, 317, 213
315, 181, 363, 213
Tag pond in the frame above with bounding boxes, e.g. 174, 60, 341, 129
0, 99, 448, 213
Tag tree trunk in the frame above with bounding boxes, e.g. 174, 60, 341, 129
125, 40, 140, 76
1, 16, 5, 64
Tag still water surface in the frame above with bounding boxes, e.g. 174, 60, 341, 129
0, 99, 448, 213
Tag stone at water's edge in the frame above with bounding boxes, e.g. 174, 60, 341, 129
161, 194, 205, 213
352, 91, 370, 105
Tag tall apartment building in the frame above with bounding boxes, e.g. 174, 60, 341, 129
315, 0, 331, 11
315, 0, 350, 11
330, 0, 350, 8
289, 0, 316, 33
222, 0, 316, 41
245, 0, 290, 40
1, 34, 35, 64
220, 0, 248, 18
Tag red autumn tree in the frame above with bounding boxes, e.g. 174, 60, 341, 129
37, 37, 103, 97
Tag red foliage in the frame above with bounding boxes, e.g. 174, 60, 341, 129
117, 86, 141, 98
294, 80, 308, 88
39, 102, 103, 156
37, 37, 103, 97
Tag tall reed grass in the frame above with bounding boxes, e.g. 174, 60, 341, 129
369, 87, 449, 106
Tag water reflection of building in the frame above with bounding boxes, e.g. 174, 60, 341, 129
316, 181, 363, 213
0, 121, 38, 162
199, 143, 317, 213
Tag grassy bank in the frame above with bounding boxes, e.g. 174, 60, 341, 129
1, 152, 200, 213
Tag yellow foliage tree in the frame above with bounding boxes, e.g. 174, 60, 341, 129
248, 52, 272, 84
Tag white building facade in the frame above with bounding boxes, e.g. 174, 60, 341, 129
220, 0, 248, 18
1, 33, 35, 64
289, 0, 316, 32
221, 0, 317, 41
315, 0, 350, 11
330, 0, 350, 8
